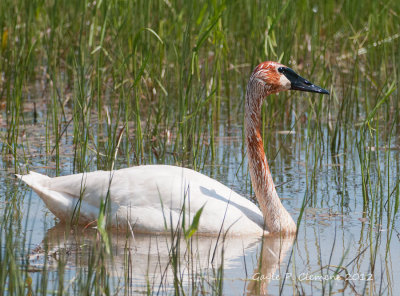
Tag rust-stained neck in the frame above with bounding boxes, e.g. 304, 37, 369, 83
245, 68, 297, 235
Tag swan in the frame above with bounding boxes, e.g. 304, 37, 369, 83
17, 61, 329, 236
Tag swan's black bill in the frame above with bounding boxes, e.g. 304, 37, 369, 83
278, 67, 329, 95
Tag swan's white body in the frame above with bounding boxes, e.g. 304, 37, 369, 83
18, 165, 266, 236
17, 61, 328, 235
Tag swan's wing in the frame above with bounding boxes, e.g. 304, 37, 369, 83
18, 165, 265, 234
42, 166, 204, 208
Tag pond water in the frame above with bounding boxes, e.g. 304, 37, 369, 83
1, 96, 399, 295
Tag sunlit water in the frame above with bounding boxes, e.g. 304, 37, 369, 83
1, 103, 399, 295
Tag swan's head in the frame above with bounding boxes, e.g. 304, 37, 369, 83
251, 61, 329, 95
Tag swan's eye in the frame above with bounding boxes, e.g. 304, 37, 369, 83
278, 67, 285, 73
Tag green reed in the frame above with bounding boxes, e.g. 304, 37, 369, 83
1, 0, 400, 294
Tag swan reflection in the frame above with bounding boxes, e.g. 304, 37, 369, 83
29, 224, 294, 294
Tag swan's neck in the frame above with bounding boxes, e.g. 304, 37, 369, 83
245, 80, 296, 234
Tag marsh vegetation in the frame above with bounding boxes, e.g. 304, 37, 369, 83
0, 0, 399, 294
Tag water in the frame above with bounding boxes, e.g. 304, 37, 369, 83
1, 99, 399, 295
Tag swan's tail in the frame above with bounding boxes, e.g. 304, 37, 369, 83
16, 171, 51, 189
16, 172, 98, 224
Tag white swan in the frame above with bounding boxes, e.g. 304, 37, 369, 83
17, 61, 329, 236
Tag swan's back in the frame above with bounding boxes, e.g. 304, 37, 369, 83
17, 165, 266, 236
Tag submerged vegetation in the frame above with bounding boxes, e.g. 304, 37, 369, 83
0, 0, 399, 294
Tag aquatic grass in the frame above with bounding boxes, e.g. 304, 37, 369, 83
1, 0, 400, 294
